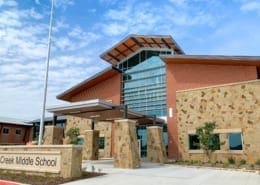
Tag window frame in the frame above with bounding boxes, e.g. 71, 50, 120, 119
228, 132, 243, 150
2, 127, 9, 135
15, 128, 22, 136
188, 134, 200, 150
99, 137, 105, 150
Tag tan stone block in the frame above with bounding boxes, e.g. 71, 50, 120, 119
147, 126, 167, 163
114, 119, 140, 169
82, 130, 99, 160
43, 126, 64, 145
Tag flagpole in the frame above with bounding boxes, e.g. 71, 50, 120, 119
38, 0, 54, 145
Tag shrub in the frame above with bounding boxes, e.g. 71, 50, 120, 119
66, 127, 80, 144
239, 159, 246, 165
223, 162, 229, 168
196, 121, 224, 161
255, 159, 260, 166
228, 157, 235, 164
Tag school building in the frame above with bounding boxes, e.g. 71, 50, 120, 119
47, 34, 260, 164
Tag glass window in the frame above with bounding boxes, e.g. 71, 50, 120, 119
16, 129, 22, 135
229, 133, 243, 150
189, 134, 200, 150
76, 137, 84, 145
2, 128, 9, 134
99, 137, 105, 149
210, 134, 220, 150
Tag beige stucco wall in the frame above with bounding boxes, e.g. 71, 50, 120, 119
176, 80, 260, 164
65, 115, 112, 158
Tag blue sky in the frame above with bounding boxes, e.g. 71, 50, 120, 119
0, 0, 260, 120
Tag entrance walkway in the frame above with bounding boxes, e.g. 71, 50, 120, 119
64, 159, 260, 185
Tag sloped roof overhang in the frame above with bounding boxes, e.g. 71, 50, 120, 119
100, 34, 185, 65
57, 66, 121, 101
47, 99, 165, 125
161, 55, 260, 66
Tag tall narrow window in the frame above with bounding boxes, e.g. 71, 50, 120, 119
229, 133, 243, 150
99, 137, 105, 149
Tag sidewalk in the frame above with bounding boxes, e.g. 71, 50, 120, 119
63, 159, 260, 185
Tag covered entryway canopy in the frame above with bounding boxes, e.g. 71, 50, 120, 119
47, 99, 165, 125
47, 99, 166, 168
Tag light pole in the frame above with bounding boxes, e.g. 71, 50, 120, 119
38, 0, 54, 145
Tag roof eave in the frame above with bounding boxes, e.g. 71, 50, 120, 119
57, 66, 121, 101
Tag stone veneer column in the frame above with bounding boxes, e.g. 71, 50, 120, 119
43, 126, 64, 145
147, 126, 167, 163
114, 119, 140, 168
83, 130, 99, 160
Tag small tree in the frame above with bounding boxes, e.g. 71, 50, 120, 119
66, 127, 80, 144
196, 121, 222, 161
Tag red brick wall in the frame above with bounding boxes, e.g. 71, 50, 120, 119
69, 73, 121, 105
165, 64, 257, 159
0, 124, 32, 144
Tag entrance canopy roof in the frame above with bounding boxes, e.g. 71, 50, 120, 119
100, 34, 184, 65
47, 99, 165, 125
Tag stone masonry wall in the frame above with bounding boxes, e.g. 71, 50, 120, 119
83, 130, 99, 160
176, 80, 260, 164
147, 126, 167, 163
66, 115, 112, 158
43, 126, 64, 145
114, 119, 140, 168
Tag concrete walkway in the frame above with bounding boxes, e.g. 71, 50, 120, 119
63, 159, 260, 185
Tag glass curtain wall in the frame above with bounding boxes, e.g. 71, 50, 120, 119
119, 50, 171, 117
118, 49, 172, 157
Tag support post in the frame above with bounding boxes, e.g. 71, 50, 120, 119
52, 115, 57, 126
114, 119, 140, 168
82, 130, 99, 160
147, 126, 167, 163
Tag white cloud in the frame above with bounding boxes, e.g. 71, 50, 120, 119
0, 0, 103, 120
55, 0, 74, 10
240, 1, 260, 13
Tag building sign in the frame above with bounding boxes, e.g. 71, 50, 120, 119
0, 151, 61, 173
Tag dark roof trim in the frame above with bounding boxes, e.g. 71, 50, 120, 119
161, 55, 260, 66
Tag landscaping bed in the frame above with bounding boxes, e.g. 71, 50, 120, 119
167, 159, 260, 172
0, 171, 105, 185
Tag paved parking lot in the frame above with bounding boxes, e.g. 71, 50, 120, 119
64, 159, 260, 185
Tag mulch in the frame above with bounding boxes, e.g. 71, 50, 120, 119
0, 171, 105, 185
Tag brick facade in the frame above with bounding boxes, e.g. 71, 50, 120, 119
0, 123, 33, 145
69, 73, 121, 105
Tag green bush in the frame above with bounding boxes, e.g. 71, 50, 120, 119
228, 157, 235, 164
223, 162, 229, 168
255, 159, 260, 166
66, 127, 80, 144
239, 159, 246, 165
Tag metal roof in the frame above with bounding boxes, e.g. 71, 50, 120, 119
100, 34, 184, 65
47, 99, 165, 125
30, 115, 66, 123
161, 55, 260, 66
0, 117, 32, 126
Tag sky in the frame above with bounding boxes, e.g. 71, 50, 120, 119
0, 0, 260, 121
